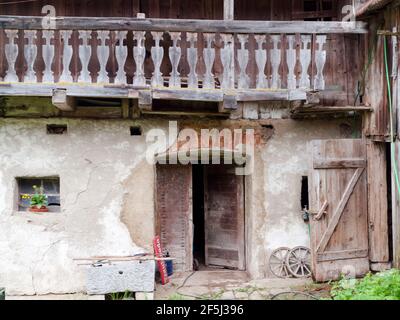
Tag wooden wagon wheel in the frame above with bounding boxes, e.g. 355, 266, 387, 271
268, 247, 291, 278
286, 246, 312, 278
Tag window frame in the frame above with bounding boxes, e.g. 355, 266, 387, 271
291, 0, 337, 21
16, 177, 61, 212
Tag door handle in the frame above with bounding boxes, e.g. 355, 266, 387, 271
308, 200, 328, 221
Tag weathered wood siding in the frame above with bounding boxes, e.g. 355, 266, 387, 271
361, 2, 400, 269
0, 0, 360, 106
310, 139, 370, 282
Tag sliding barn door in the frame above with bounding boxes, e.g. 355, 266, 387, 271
156, 165, 192, 272
204, 165, 245, 270
310, 140, 369, 282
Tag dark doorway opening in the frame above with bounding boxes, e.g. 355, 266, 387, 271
192, 164, 205, 269
386, 143, 393, 262
156, 163, 245, 272
301, 176, 309, 210
191, 164, 245, 271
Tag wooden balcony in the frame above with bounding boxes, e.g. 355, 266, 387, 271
0, 16, 367, 111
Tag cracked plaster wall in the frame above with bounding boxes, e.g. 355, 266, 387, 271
0, 116, 360, 294
0, 118, 167, 295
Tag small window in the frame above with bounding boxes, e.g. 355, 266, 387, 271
301, 176, 309, 210
130, 126, 142, 136
293, 0, 335, 21
47, 124, 67, 135
17, 177, 60, 212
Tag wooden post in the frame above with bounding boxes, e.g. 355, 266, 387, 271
224, 0, 234, 88
367, 140, 391, 271
393, 141, 400, 268
121, 99, 130, 119
138, 90, 152, 111
52, 88, 75, 111
224, 0, 234, 21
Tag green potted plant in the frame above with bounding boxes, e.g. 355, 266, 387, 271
29, 185, 49, 213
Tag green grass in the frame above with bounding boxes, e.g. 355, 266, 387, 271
168, 293, 186, 300
330, 269, 400, 300
108, 291, 134, 300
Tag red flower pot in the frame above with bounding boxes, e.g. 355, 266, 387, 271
29, 207, 49, 213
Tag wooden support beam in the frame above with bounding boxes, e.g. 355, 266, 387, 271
367, 141, 390, 266
121, 99, 130, 119
314, 158, 366, 169
138, 90, 152, 111
291, 105, 373, 114
237, 90, 303, 101
392, 141, 400, 268
0, 16, 368, 34
0, 83, 141, 98
219, 94, 237, 113
370, 262, 392, 272
152, 88, 223, 102
131, 99, 141, 119
52, 89, 75, 111
141, 110, 228, 117
224, 0, 234, 21
306, 91, 321, 105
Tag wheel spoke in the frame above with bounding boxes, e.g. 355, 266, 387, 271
269, 247, 292, 278
294, 264, 301, 275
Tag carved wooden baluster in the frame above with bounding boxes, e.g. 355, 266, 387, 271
270, 35, 281, 89
286, 35, 297, 90
97, 31, 110, 83
114, 31, 128, 85
78, 30, 92, 83
59, 30, 73, 82
392, 28, 398, 77
186, 32, 198, 89
23, 30, 37, 82
42, 30, 54, 82
168, 32, 181, 87
4, 30, 19, 82
151, 31, 164, 87
255, 35, 267, 89
237, 34, 250, 89
220, 33, 234, 89
133, 31, 146, 86
203, 33, 215, 89
299, 35, 312, 89
314, 35, 327, 90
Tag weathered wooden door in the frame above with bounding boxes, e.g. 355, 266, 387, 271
156, 165, 192, 272
310, 139, 369, 282
204, 165, 245, 270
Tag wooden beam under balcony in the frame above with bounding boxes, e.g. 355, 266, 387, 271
52, 88, 75, 111
0, 15, 368, 34
0, 83, 307, 102
290, 105, 374, 119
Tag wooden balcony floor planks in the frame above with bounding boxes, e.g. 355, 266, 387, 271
0, 16, 367, 105
0, 82, 307, 102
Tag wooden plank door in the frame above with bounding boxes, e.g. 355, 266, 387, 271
310, 139, 369, 282
156, 164, 192, 272
204, 165, 245, 270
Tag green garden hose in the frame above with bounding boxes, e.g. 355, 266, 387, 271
383, 35, 400, 199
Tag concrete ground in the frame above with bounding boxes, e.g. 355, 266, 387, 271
5, 271, 331, 300
6, 294, 105, 300
155, 271, 331, 300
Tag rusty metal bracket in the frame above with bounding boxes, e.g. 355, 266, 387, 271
378, 30, 400, 36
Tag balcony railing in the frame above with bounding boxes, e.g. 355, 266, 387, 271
0, 16, 367, 104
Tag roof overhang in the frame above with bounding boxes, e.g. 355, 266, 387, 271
356, 0, 393, 17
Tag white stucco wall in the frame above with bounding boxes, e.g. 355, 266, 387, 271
0, 116, 359, 294
0, 118, 165, 295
